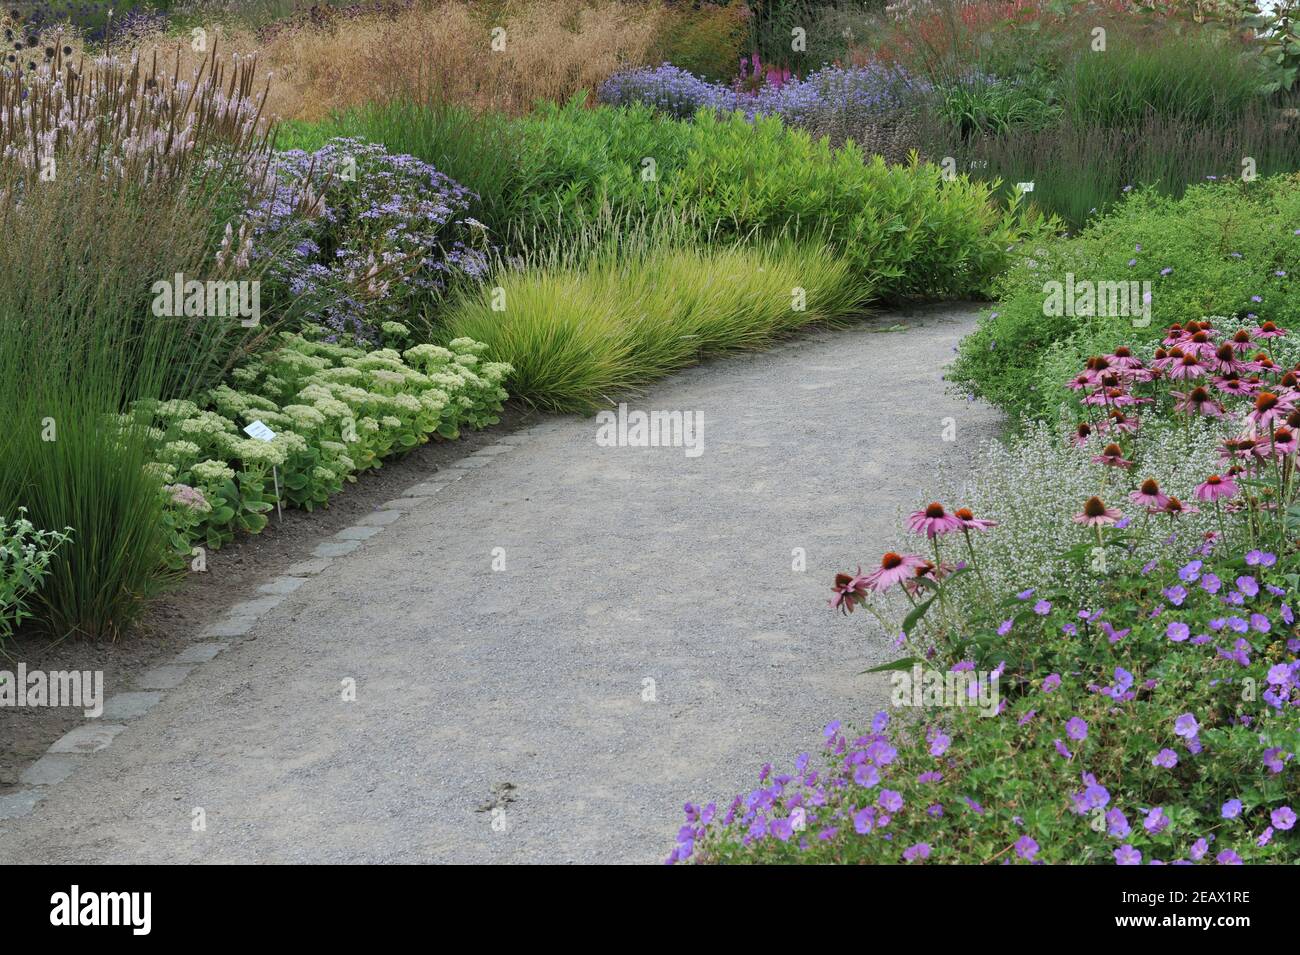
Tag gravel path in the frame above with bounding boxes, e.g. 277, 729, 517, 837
0, 305, 1000, 864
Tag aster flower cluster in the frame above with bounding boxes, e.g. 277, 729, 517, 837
246, 138, 490, 343
597, 62, 925, 133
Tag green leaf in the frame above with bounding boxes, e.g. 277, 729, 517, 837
860, 656, 921, 675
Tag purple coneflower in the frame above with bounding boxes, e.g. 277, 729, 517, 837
1074, 496, 1122, 526
1194, 474, 1238, 501
907, 502, 964, 538
1130, 478, 1169, 509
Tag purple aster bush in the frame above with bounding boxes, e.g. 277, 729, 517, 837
598, 62, 927, 158
597, 63, 739, 119
246, 138, 490, 343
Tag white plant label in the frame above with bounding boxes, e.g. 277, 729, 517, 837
244, 420, 276, 442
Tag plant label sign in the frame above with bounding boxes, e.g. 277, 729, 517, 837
244, 420, 276, 442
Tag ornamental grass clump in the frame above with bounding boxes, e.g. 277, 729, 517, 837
0, 38, 275, 191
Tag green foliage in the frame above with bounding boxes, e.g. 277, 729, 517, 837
1059, 32, 1261, 129
286, 99, 1038, 303
0, 512, 72, 641
951, 175, 1300, 421
673, 109, 1041, 300
931, 74, 1060, 138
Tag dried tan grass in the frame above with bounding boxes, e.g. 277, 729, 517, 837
129, 0, 663, 122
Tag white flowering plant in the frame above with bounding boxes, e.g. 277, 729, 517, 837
0, 510, 73, 640
128, 332, 510, 551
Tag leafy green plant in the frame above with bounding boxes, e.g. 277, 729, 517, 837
931, 73, 1060, 138
129, 332, 510, 552
0, 511, 72, 640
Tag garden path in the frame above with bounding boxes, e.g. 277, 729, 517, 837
0, 304, 1000, 863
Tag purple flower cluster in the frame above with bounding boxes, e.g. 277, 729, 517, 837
598, 62, 927, 129
597, 63, 740, 119
246, 138, 489, 341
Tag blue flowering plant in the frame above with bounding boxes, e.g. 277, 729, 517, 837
249, 138, 491, 342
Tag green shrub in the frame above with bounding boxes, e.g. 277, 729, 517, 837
951, 175, 1300, 422
674, 108, 1039, 300
288, 99, 1039, 302
443, 236, 868, 412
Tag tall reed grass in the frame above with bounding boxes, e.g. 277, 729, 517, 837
0, 45, 282, 638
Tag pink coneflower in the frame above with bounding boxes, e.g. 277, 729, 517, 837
907, 502, 964, 538
1071, 422, 1093, 447
830, 568, 871, 614
1214, 373, 1255, 396
1152, 346, 1181, 371
1252, 353, 1279, 376
1101, 409, 1140, 435
1151, 496, 1199, 518
1067, 372, 1093, 391
1172, 386, 1224, 418
1219, 436, 1262, 463
1084, 387, 1146, 407
1228, 328, 1255, 353
1248, 391, 1295, 427
1195, 474, 1239, 502
1185, 329, 1215, 355
1208, 342, 1244, 374
1168, 352, 1205, 380
1074, 496, 1122, 526
1130, 478, 1170, 509
861, 552, 929, 594
1253, 320, 1286, 339
1268, 426, 1299, 456
1106, 346, 1144, 369
952, 507, 996, 531
1162, 323, 1185, 346
1092, 442, 1133, 469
